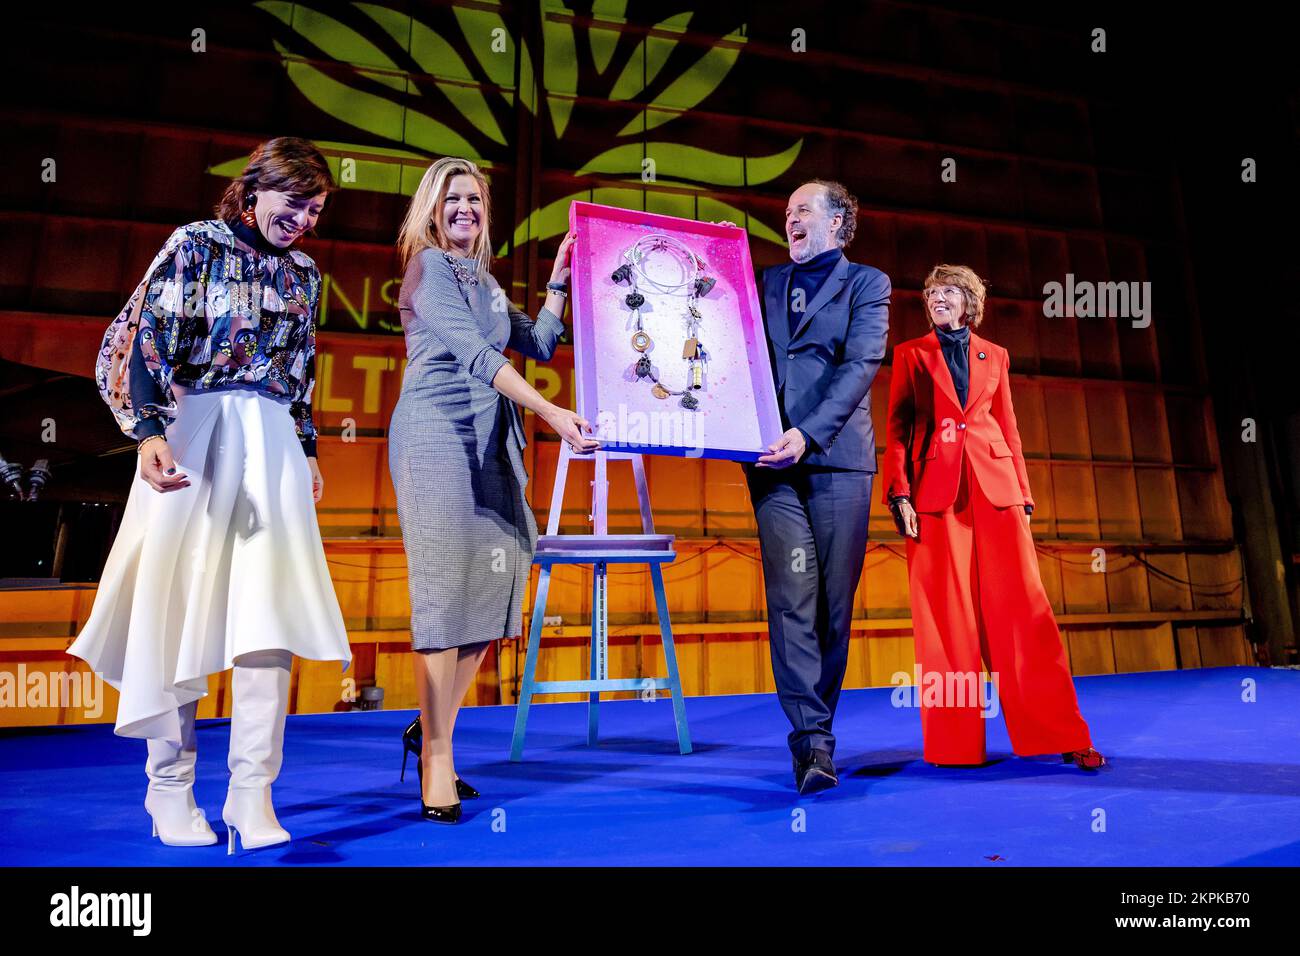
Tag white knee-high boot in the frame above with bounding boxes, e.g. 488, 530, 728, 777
223, 650, 293, 853
145, 699, 218, 846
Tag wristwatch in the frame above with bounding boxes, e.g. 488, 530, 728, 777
546, 280, 568, 297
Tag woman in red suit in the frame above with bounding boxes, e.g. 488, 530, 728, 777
883, 264, 1105, 770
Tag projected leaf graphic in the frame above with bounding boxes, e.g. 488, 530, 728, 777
224, 1, 802, 252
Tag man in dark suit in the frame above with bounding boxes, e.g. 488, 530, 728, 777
745, 180, 891, 794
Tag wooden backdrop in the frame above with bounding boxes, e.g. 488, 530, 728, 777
0, 2, 1250, 726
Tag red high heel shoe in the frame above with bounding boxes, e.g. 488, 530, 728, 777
1063, 748, 1106, 770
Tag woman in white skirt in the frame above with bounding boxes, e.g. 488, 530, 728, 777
69, 137, 352, 852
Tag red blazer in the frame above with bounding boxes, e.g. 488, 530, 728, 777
881, 329, 1034, 513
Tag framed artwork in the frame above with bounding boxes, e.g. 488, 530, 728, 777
568, 200, 783, 461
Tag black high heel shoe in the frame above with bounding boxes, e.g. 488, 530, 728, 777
420, 801, 462, 824
400, 716, 421, 782
401, 715, 481, 798
421, 806, 462, 827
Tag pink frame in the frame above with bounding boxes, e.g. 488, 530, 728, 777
568, 200, 783, 461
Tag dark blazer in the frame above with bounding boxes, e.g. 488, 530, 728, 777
758, 252, 891, 470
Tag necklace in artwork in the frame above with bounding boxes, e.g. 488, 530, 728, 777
611, 234, 717, 411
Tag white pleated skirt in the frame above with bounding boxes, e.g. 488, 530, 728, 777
68, 386, 352, 743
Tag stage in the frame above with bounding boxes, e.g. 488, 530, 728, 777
2, 666, 1296, 867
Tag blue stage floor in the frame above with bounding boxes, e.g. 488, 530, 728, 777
2, 666, 1298, 866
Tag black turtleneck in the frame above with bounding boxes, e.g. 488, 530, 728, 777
935, 322, 971, 408
229, 216, 284, 257
788, 246, 840, 339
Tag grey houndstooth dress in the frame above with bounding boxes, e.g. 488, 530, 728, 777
389, 248, 565, 650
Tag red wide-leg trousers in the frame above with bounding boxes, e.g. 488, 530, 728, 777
905, 456, 1092, 765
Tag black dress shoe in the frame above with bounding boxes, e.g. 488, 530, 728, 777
795, 750, 839, 795
421, 801, 463, 824
455, 777, 480, 800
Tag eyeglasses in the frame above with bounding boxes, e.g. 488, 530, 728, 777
922, 286, 964, 300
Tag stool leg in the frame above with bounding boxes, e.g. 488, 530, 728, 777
510, 565, 552, 761
652, 562, 692, 755
587, 561, 607, 746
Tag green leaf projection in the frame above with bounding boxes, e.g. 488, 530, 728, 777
211, 1, 801, 253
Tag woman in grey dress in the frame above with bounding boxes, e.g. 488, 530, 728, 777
389, 157, 599, 823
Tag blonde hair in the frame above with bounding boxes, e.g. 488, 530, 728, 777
923, 263, 987, 327
397, 157, 493, 275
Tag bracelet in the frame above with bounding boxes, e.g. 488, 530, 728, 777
137, 435, 165, 454
546, 281, 568, 297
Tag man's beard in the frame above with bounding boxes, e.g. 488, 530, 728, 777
790, 224, 835, 263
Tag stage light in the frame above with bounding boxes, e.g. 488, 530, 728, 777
0, 455, 25, 500
26, 460, 52, 501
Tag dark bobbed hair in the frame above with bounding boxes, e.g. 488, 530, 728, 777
215, 137, 337, 223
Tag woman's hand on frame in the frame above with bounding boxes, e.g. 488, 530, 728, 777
545, 405, 600, 455
549, 230, 578, 286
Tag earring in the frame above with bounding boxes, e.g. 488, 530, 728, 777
241, 195, 258, 228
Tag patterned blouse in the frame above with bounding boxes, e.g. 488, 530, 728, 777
95, 218, 322, 456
